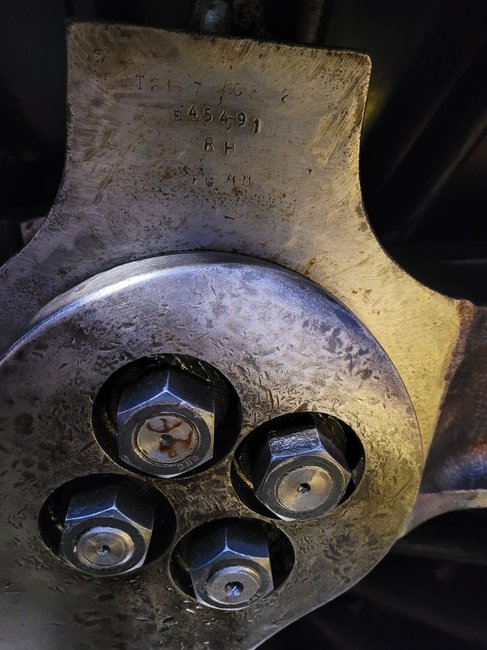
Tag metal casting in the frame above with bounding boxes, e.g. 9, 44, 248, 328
0, 22, 485, 650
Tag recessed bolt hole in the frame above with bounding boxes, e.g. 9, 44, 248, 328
92, 354, 242, 479
38, 474, 177, 570
231, 412, 365, 519
169, 518, 294, 605
225, 581, 244, 597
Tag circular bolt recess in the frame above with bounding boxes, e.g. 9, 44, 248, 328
59, 484, 154, 576
253, 416, 352, 520
188, 520, 274, 610
76, 526, 135, 569
116, 368, 216, 478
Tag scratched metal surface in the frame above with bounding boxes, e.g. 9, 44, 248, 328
0, 23, 469, 452
0, 254, 422, 649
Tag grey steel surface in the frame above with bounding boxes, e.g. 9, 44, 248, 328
0, 21, 485, 649
0, 23, 466, 455
206, 565, 263, 606
0, 253, 421, 648
74, 527, 136, 569
276, 466, 335, 512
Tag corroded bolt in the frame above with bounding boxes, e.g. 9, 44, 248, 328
59, 484, 154, 576
253, 416, 351, 520
189, 520, 274, 610
116, 368, 215, 478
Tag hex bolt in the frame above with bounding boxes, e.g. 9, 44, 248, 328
59, 484, 154, 576
188, 520, 274, 610
116, 367, 216, 478
252, 416, 352, 520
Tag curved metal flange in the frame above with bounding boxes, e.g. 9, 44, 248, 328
405, 490, 487, 533
405, 308, 487, 533
0, 22, 470, 451
0, 253, 421, 649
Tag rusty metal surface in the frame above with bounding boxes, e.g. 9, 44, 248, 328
0, 253, 422, 649
0, 23, 467, 452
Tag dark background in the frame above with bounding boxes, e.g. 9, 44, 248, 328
1, 2, 486, 648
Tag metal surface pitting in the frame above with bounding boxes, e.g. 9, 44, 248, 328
0, 23, 469, 453
0, 21, 484, 650
0, 253, 421, 648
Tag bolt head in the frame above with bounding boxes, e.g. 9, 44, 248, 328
59, 484, 154, 576
75, 526, 135, 569
116, 368, 215, 478
189, 521, 274, 610
253, 416, 352, 520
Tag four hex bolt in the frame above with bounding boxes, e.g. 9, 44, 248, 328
56, 365, 355, 610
